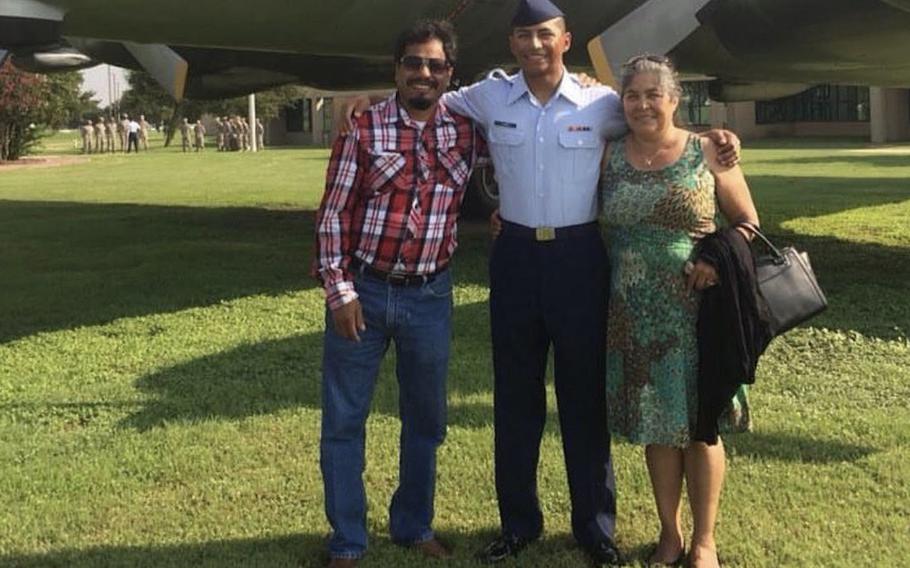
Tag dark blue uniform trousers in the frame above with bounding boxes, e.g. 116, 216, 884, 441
489, 227, 616, 549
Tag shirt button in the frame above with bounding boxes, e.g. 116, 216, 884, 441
539, 137, 544, 142
539, 164, 544, 170
577, 140, 584, 146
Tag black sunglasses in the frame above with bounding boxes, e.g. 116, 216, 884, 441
399, 55, 451, 74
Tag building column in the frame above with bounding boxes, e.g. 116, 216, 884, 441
870, 87, 910, 143
709, 100, 761, 140
313, 97, 327, 147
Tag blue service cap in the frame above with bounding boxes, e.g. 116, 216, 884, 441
511, 0, 565, 27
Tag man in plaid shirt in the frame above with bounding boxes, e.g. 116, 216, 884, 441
312, 20, 478, 568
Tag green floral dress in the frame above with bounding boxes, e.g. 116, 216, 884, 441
600, 134, 750, 447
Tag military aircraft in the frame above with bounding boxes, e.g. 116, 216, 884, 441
3, 0, 910, 103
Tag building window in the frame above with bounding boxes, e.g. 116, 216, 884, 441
302, 99, 313, 133
756, 85, 870, 124
285, 99, 313, 133
678, 81, 711, 126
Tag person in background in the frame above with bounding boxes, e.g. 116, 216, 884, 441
256, 117, 265, 149
104, 116, 117, 153
179, 118, 191, 152
138, 114, 150, 151
126, 117, 140, 153
93, 118, 105, 153
119, 114, 130, 152
215, 117, 225, 151
81, 119, 93, 154
193, 120, 206, 151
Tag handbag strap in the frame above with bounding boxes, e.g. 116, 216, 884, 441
737, 222, 785, 260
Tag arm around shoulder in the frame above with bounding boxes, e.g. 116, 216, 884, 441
703, 138, 759, 230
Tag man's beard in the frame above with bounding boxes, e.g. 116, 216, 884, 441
407, 96, 434, 111
405, 78, 438, 111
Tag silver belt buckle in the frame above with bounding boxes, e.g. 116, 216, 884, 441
387, 272, 409, 285
535, 226, 556, 241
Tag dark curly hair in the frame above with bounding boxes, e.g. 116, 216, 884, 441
393, 19, 458, 66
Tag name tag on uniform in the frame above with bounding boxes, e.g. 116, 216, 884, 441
494, 120, 518, 129
567, 125, 592, 132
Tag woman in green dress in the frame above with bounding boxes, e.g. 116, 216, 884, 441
600, 56, 760, 568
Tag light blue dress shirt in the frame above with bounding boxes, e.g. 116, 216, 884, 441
443, 70, 627, 228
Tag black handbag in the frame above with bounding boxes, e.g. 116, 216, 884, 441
741, 223, 827, 335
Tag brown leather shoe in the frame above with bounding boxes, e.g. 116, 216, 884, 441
327, 558, 358, 568
413, 537, 452, 559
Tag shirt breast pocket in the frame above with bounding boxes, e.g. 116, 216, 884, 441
364, 150, 408, 196
437, 145, 471, 189
558, 130, 601, 183
487, 126, 524, 175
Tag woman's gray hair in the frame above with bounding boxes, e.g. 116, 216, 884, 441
620, 54, 682, 98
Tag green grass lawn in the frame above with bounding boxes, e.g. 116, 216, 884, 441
0, 134, 908, 567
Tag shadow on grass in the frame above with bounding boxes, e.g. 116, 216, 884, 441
0, 201, 494, 345
0, 201, 313, 344
757, 155, 910, 169
0, 533, 327, 568
117, 227, 907, 430
120, 300, 543, 431
726, 430, 876, 463
757, 232, 910, 340
747, 174, 910, 227
730, 174, 910, 339
1, 531, 603, 568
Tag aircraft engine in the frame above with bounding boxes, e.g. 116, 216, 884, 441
0, 1, 65, 49
10, 45, 95, 72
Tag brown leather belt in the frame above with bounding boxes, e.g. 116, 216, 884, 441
351, 258, 443, 286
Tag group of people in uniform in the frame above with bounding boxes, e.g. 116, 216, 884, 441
81, 112, 267, 155
80, 114, 150, 154
178, 115, 265, 152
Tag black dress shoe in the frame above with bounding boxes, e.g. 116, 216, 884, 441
586, 538, 622, 566
476, 534, 534, 564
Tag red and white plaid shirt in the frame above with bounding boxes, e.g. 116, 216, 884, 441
314, 95, 478, 309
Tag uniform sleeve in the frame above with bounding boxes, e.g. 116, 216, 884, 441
600, 89, 629, 140
442, 77, 493, 124
313, 129, 364, 310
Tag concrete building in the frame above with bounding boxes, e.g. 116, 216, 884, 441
267, 96, 334, 148
268, 85, 910, 147
683, 83, 910, 143
265, 90, 391, 148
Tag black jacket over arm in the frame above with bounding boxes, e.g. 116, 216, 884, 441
694, 228, 773, 444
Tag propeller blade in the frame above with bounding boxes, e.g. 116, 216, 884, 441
587, 0, 713, 88
123, 42, 188, 101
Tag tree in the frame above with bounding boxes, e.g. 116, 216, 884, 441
118, 69, 307, 146
118, 70, 174, 125
0, 62, 102, 160
200, 85, 308, 122
44, 71, 99, 129
0, 60, 50, 161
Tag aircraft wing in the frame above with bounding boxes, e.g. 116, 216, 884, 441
587, 0, 910, 100
3, 0, 910, 102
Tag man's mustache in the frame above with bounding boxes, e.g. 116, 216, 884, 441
407, 79, 438, 88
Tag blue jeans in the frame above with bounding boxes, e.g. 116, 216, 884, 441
320, 268, 453, 559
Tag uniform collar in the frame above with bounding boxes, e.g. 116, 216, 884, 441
381, 94, 457, 127
507, 68, 583, 107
